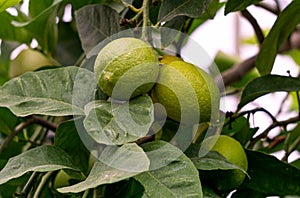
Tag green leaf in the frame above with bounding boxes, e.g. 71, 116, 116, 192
238, 75, 300, 110
158, 0, 212, 24
0, 66, 96, 117
255, 1, 300, 75
187, 0, 224, 35
29, 0, 53, 18
291, 159, 300, 170
58, 143, 149, 193
0, 107, 20, 135
192, 151, 247, 174
224, 0, 261, 15
202, 185, 221, 198
55, 22, 83, 65
12, 0, 62, 53
0, 145, 79, 185
0, 11, 31, 43
135, 140, 203, 197
54, 119, 91, 174
160, 16, 186, 48
75, 5, 120, 54
0, 0, 21, 13
103, 178, 145, 198
83, 95, 154, 145
241, 150, 300, 196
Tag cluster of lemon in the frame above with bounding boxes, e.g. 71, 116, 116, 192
94, 37, 248, 192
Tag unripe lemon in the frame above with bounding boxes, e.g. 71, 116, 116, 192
200, 135, 248, 192
9, 48, 52, 78
151, 60, 220, 124
159, 55, 182, 64
94, 37, 159, 100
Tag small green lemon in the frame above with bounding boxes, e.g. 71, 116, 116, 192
9, 48, 52, 78
200, 135, 248, 192
151, 60, 220, 124
94, 37, 159, 100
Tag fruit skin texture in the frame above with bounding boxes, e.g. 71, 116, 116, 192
200, 135, 248, 192
159, 55, 182, 64
94, 37, 159, 100
9, 48, 52, 78
151, 60, 220, 124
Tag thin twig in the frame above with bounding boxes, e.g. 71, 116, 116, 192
14, 172, 38, 197
33, 172, 53, 198
219, 32, 300, 88
248, 115, 300, 149
241, 9, 265, 45
0, 115, 57, 155
141, 0, 150, 40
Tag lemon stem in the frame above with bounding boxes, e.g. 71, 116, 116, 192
142, 0, 150, 40
122, 1, 141, 13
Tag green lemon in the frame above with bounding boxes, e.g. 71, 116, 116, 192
151, 60, 220, 124
9, 48, 52, 78
159, 55, 182, 64
200, 135, 248, 192
94, 37, 159, 100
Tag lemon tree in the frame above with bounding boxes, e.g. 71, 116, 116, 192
0, 0, 300, 198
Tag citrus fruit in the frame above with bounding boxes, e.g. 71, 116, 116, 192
200, 135, 248, 192
159, 55, 182, 64
151, 60, 220, 124
9, 48, 52, 78
94, 37, 159, 100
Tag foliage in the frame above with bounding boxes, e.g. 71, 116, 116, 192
0, 0, 300, 197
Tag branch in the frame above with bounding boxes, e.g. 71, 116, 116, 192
241, 9, 264, 45
0, 116, 57, 155
248, 115, 300, 149
219, 31, 300, 88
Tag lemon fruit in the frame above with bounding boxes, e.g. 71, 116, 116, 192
159, 55, 182, 64
9, 48, 52, 78
200, 135, 248, 192
94, 37, 159, 100
151, 60, 220, 124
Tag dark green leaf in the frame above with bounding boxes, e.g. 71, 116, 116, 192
0, 66, 96, 117
238, 75, 300, 110
29, 0, 53, 17
0, 145, 79, 185
202, 184, 221, 198
158, 0, 212, 23
55, 22, 83, 65
291, 158, 300, 170
192, 151, 247, 174
135, 140, 203, 197
241, 150, 300, 196
58, 143, 149, 193
13, 0, 62, 52
0, 107, 20, 135
187, 0, 224, 34
54, 119, 91, 175
161, 16, 186, 47
0, 0, 21, 13
83, 95, 154, 145
225, 0, 261, 15
75, 5, 120, 54
103, 178, 145, 198
256, 1, 300, 75
0, 11, 31, 43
